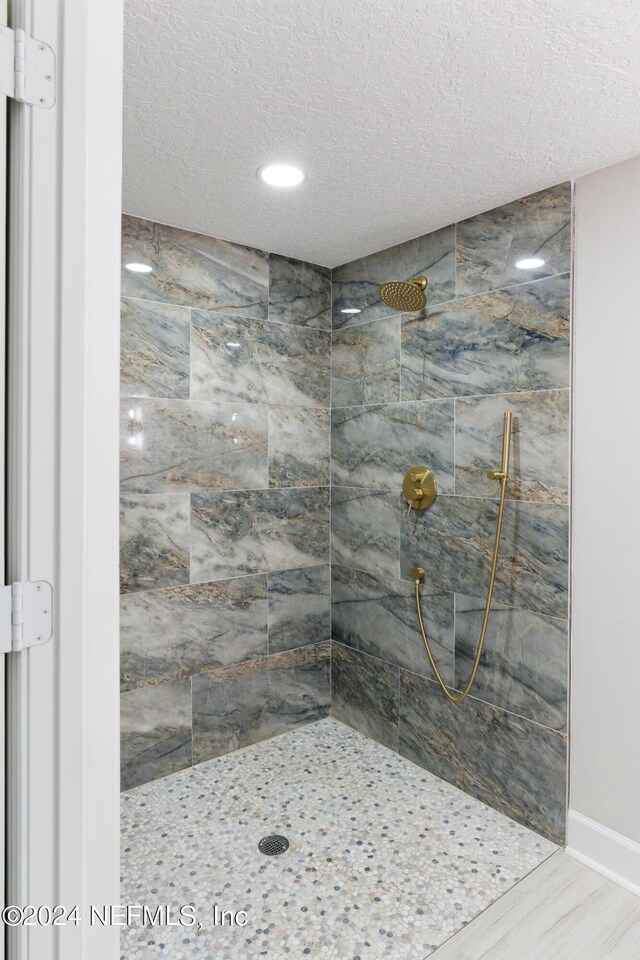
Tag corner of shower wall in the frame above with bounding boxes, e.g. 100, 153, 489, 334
328, 183, 571, 844
118, 218, 334, 790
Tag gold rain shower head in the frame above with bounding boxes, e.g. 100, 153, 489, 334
377, 275, 428, 312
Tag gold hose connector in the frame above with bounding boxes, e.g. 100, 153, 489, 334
413, 411, 512, 703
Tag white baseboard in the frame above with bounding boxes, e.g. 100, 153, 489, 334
566, 809, 640, 898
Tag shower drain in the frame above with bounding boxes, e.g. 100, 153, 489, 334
258, 834, 289, 856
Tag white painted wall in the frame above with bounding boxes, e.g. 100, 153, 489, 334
570, 153, 640, 892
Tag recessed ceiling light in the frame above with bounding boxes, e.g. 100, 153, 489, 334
258, 164, 305, 188
125, 262, 153, 273
341, 308, 361, 315
515, 257, 545, 269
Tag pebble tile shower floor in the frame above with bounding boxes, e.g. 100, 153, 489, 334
120, 718, 556, 959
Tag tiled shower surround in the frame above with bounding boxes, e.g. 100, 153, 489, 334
119, 219, 332, 789
331, 183, 570, 843
120, 183, 570, 844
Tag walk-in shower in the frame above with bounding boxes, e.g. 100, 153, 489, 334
120, 181, 571, 958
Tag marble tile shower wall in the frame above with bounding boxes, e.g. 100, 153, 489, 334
330, 183, 571, 843
119, 217, 332, 789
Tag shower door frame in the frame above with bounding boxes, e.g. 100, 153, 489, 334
5, 0, 122, 957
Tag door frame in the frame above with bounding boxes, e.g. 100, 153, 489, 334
5, 0, 122, 957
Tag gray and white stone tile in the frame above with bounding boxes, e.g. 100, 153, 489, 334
399, 669, 567, 842
268, 406, 330, 487
120, 297, 190, 399
268, 253, 331, 330
267, 565, 330, 653
331, 564, 455, 685
191, 642, 330, 762
401, 495, 569, 618
191, 310, 330, 408
120, 493, 190, 593
120, 576, 268, 691
456, 183, 571, 298
454, 594, 568, 732
455, 389, 570, 503
190, 487, 330, 582
401, 273, 570, 400
331, 642, 400, 752
332, 224, 455, 328
331, 399, 455, 492
120, 677, 191, 790
121, 215, 269, 317
120, 398, 269, 494
331, 487, 401, 579
331, 316, 400, 407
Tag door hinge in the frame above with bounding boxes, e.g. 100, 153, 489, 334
0, 581, 53, 653
0, 26, 55, 107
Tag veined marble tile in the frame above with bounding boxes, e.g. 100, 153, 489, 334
120, 678, 191, 790
120, 298, 190, 399
331, 564, 455, 685
455, 594, 567, 731
192, 642, 330, 762
401, 274, 570, 400
120, 493, 190, 593
331, 399, 455, 493
120, 575, 268, 690
268, 254, 331, 330
399, 669, 567, 842
331, 641, 400, 751
331, 316, 400, 407
332, 224, 455, 329
121, 216, 268, 318
455, 389, 569, 503
268, 406, 330, 487
267, 565, 330, 653
456, 183, 571, 298
190, 487, 330, 582
331, 487, 400, 579
120, 398, 268, 494
191, 310, 330, 408
401, 496, 568, 618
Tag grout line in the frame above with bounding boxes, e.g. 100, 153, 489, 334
331, 386, 570, 411
121, 293, 332, 333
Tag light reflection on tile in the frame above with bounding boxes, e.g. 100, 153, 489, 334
456, 183, 571, 298
332, 224, 455, 328
191, 311, 330, 408
401, 274, 570, 400
120, 398, 268, 494
120, 678, 191, 790
122, 215, 268, 317
268, 254, 331, 330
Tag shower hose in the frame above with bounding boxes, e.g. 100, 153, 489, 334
413, 411, 512, 704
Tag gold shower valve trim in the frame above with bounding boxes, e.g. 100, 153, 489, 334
403, 466, 437, 515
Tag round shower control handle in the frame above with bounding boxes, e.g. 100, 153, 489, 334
403, 466, 437, 513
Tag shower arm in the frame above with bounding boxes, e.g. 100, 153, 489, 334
413, 411, 512, 704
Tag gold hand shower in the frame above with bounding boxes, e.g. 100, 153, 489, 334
412, 411, 513, 704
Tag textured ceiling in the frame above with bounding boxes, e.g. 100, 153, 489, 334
123, 0, 640, 267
